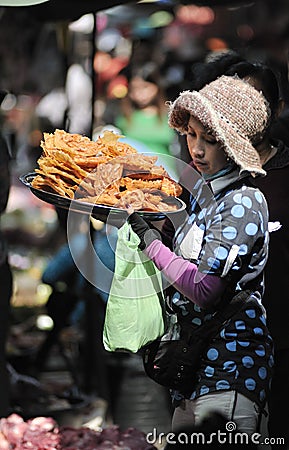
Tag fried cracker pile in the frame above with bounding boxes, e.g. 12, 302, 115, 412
31, 129, 182, 212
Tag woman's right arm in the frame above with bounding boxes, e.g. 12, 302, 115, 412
144, 238, 228, 309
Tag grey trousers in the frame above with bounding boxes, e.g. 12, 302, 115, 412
172, 391, 261, 435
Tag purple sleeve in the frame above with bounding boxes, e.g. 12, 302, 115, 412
144, 239, 228, 309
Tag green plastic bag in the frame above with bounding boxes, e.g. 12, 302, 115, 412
103, 221, 165, 353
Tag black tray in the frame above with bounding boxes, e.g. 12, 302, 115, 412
20, 172, 186, 221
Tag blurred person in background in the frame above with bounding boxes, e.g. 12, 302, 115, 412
0, 89, 13, 417
114, 62, 178, 178
188, 50, 289, 447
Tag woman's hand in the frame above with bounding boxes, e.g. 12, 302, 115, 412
127, 210, 161, 250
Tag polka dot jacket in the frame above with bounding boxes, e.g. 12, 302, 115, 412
170, 172, 274, 410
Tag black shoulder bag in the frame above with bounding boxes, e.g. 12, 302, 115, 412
142, 289, 251, 396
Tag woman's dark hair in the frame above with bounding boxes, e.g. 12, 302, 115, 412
176, 50, 289, 155
225, 61, 280, 117
191, 51, 280, 117
191, 51, 245, 90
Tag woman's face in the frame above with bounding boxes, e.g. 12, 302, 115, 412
186, 116, 228, 176
129, 76, 158, 108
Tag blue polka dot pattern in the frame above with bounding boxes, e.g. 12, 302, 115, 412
238, 340, 250, 347
242, 356, 254, 368
212, 213, 222, 224
246, 308, 256, 319
242, 196, 252, 208
204, 366, 215, 377
223, 226, 237, 240
258, 211, 265, 232
188, 214, 196, 224
192, 318, 202, 326
258, 367, 267, 380
254, 191, 263, 203
213, 246, 228, 260
216, 380, 230, 390
253, 327, 264, 335
216, 202, 225, 213
231, 204, 245, 218
223, 361, 237, 372
205, 232, 214, 241
245, 378, 256, 391
207, 257, 221, 270
255, 345, 266, 357
239, 244, 248, 255
233, 193, 242, 203
235, 320, 246, 331
171, 180, 273, 411
226, 341, 237, 352
207, 348, 219, 361
198, 209, 206, 220
268, 356, 274, 368
245, 223, 258, 236
200, 385, 210, 395
260, 316, 266, 325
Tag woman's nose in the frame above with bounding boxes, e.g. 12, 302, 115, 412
190, 139, 205, 158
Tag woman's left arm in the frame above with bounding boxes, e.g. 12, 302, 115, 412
128, 212, 228, 308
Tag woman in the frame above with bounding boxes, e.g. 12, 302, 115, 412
187, 53, 289, 446
254, 105, 289, 449
127, 75, 274, 435
114, 63, 177, 177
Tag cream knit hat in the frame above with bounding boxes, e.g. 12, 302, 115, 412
168, 75, 271, 176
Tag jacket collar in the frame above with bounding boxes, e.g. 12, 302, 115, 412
263, 139, 289, 170
209, 168, 246, 195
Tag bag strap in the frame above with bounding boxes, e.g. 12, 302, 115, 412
181, 289, 252, 343
207, 289, 251, 328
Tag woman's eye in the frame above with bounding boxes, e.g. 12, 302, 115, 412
205, 136, 217, 144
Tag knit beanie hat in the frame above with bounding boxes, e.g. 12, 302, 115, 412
168, 75, 271, 176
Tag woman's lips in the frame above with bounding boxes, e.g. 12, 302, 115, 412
193, 160, 207, 170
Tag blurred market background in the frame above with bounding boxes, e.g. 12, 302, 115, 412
0, 0, 289, 444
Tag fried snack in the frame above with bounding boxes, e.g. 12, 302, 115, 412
32, 173, 76, 198
161, 176, 183, 197
116, 189, 146, 211
37, 152, 89, 179
111, 153, 158, 170
78, 191, 120, 206
31, 129, 182, 213
52, 129, 100, 156
115, 189, 178, 212
98, 130, 138, 157
73, 155, 109, 169
119, 176, 181, 197
120, 177, 163, 191
86, 163, 123, 196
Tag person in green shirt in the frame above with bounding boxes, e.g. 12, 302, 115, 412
115, 63, 178, 178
